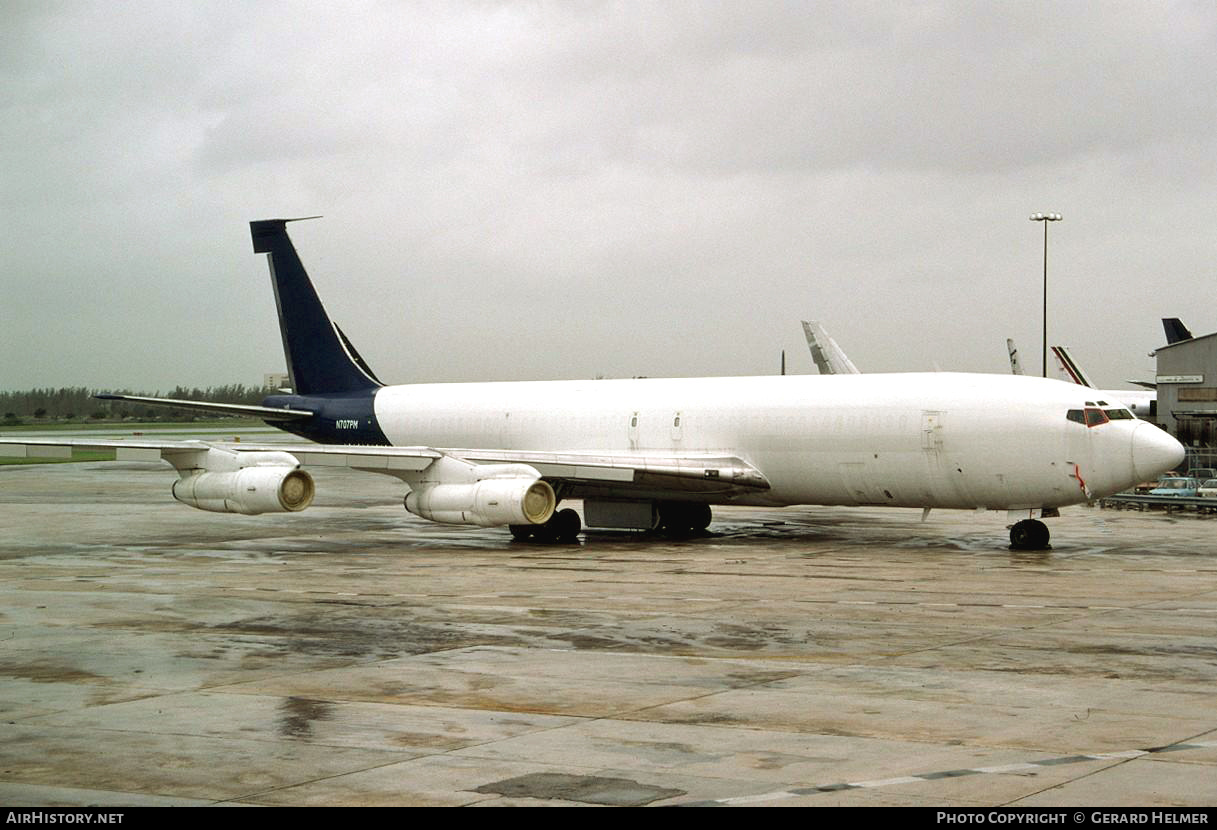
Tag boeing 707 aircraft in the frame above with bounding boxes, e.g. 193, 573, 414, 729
0, 220, 1184, 550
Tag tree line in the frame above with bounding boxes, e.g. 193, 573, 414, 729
0, 385, 268, 424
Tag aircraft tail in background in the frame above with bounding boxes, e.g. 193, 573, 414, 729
801, 321, 860, 375
1050, 345, 1095, 388
1162, 318, 1194, 345
1006, 339, 1024, 376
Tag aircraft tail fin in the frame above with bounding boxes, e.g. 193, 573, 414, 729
1162, 318, 1193, 345
1050, 345, 1094, 388
250, 219, 383, 395
1006, 338, 1024, 376
801, 321, 861, 375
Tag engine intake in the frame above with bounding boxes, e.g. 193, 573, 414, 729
405, 473, 555, 527
170, 449, 314, 515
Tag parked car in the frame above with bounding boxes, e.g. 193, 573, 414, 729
1198, 479, 1217, 499
1188, 467, 1216, 481
1149, 477, 1202, 498
1135, 472, 1178, 494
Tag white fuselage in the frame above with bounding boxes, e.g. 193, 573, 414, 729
372, 372, 1173, 511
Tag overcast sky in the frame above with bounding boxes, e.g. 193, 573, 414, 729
4, 1, 1215, 393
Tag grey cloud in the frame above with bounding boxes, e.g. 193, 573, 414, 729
2, 1, 1216, 393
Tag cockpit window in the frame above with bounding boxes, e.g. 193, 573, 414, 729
1069, 407, 1129, 426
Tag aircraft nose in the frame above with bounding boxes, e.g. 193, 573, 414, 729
1132, 423, 1186, 482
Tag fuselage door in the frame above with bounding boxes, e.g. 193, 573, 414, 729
922, 411, 945, 454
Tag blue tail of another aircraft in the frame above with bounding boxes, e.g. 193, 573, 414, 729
251, 218, 383, 396
1162, 317, 1193, 346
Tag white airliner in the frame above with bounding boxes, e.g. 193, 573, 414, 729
0, 220, 1184, 550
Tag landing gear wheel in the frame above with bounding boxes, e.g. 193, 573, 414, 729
548, 508, 582, 543
524, 508, 582, 544
1009, 519, 1050, 550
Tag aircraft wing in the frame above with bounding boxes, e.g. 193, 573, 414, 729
0, 438, 771, 498
0, 438, 440, 472
204, 442, 771, 497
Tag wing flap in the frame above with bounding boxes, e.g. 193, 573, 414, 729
0, 439, 210, 467
292, 450, 437, 472
19, 444, 73, 459
115, 447, 164, 462
452, 449, 770, 492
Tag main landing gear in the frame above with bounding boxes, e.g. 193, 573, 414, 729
1009, 518, 1051, 551
510, 507, 581, 544
655, 501, 713, 536
509, 501, 716, 543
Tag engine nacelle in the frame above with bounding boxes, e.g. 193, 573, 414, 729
173, 466, 315, 515
405, 477, 556, 527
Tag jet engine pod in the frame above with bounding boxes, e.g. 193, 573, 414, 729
173, 467, 315, 515
404, 478, 556, 527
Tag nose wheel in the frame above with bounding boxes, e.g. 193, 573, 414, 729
1009, 519, 1050, 550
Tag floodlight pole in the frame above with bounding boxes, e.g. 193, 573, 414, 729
1029, 213, 1062, 378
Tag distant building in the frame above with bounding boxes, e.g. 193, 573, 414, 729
263, 373, 291, 392
1153, 332, 1217, 449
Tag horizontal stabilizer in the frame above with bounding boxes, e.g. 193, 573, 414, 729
94, 394, 314, 420
250, 217, 322, 253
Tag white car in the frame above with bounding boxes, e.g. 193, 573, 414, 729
1198, 479, 1217, 499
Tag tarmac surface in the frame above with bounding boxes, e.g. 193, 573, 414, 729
1, 459, 1215, 807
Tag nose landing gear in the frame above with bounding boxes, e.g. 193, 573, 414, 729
1009, 518, 1051, 550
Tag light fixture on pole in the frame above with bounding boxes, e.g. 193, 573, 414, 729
1029, 212, 1062, 377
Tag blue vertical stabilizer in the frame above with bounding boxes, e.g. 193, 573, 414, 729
251, 219, 383, 395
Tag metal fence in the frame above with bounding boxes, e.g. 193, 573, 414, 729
1182, 448, 1217, 475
